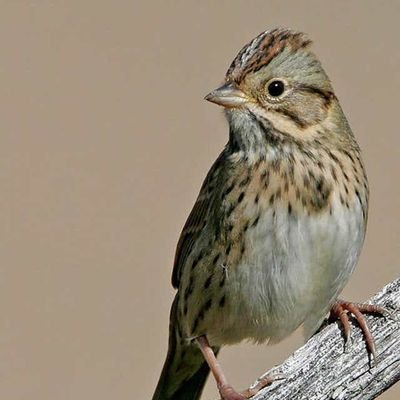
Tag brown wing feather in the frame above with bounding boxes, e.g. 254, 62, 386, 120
171, 150, 227, 288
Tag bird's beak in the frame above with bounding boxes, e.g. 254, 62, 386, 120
204, 82, 249, 108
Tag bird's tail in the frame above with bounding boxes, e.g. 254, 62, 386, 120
152, 297, 219, 400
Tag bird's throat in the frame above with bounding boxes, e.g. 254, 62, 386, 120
226, 109, 280, 158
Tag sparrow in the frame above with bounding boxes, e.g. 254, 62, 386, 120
152, 28, 383, 400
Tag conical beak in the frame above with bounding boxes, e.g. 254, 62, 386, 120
204, 82, 249, 108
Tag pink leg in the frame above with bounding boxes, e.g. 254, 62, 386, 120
197, 336, 276, 399
197, 336, 246, 400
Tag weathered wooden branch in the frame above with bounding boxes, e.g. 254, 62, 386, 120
251, 278, 400, 400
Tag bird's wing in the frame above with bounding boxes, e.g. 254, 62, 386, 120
171, 150, 226, 288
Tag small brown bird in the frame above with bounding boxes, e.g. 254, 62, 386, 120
153, 28, 383, 400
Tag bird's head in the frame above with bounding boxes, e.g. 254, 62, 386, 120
205, 28, 344, 145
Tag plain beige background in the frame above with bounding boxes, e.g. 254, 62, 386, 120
0, 1, 399, 399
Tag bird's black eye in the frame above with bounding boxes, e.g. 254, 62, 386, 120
267, 80, 285, 97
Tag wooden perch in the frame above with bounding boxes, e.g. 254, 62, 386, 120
250, 278, 400, 400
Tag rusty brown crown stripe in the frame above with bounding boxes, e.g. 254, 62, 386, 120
226, 28, 312, 83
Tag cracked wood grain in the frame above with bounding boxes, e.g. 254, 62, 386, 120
250, 278, 400, 400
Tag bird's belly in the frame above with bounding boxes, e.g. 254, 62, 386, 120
207, 198, 365, 346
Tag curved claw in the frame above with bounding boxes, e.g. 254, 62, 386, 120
240, 369, 285, 398
330, 300, 386, 365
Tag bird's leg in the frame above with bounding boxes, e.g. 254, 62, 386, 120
196, 335, 246, 400
330, 300, 387, 363
196, 335, 276, 399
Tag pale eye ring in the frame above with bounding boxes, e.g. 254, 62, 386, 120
267, 80, 285, 97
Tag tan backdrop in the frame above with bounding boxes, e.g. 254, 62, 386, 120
0, 1, 398, 399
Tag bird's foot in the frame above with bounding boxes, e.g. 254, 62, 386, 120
239, 369, 285, 399
219, 384, 247, 400
218, 374, 277, 400
330, 300, 387, 364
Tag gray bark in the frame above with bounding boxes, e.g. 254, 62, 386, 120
252, 278, 400, 400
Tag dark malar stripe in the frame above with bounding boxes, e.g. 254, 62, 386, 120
247, 111, 284, 145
